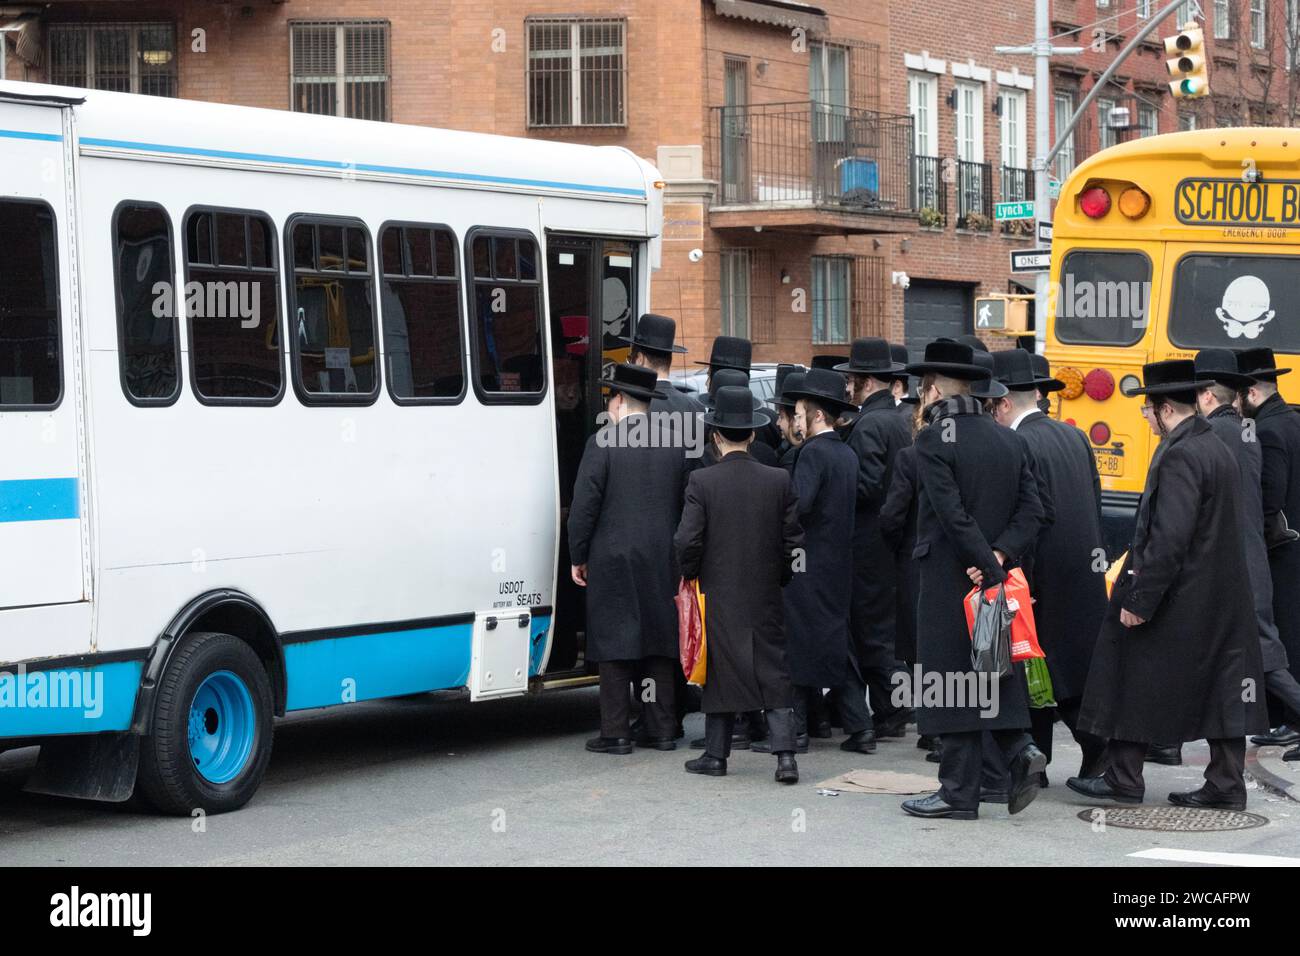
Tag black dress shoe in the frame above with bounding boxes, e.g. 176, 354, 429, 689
1007, 743, 1048, 814
775, 753, 799, 784
1038, 770, 1049, 789
1285, 745, 1300, 762
586, 736, 634, 755
690, 733, 752, 750
901, 791, 977, 820
840, 730, 877, 754
634, 736, 677, 751
1144, 744, 1183, 766
925, 749, 942, 764
875, 710, 912, 738
752, 734, 809, 754
684, 754, 727, 776
1252, 724, 1300, 747
1065, 775, 1143, 804
809, 722, 833, 739
1168, 787, 1246, 812
917, 734, 938, 751
980, 789, 1009, 804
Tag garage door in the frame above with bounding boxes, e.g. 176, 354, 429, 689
903, 282, 972, 362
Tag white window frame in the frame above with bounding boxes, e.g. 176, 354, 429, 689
1215, 0, 1233, 39
1054, 90, 1077, 178
1138, 103, 1158, 138
811, 256, 851, 346
1288, 0, 1300, 69
290, 19, 390, 121
1137, 0, 1152, 17
1252, 0, 1267, 48
526, 17, 627, 128
720, 249, 752, 339
955, 80, 984, 163
1097, 96, 1119, 151
907, 72, 938, 157
999, 88, 1027, 169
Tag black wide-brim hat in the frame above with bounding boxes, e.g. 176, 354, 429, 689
1027, 351, 1065, 392
1236, 346, 1292, 381
889, 344, 912, 383
701, 367, 764, 411
773, 368, 807, 409
905, 339, 989, 381
834, 336, 907, 376
969, 352, 1009, 400
600, 362, 660, 402
1130, 359, 1201, 396
994, 348, 1062, 392
702, 385, 769, 430
1194, 348, 1256, 390
782, 367, 860, 415
811, 354, 849, 371
619, 312, 687, 354
694, 335, 752, 370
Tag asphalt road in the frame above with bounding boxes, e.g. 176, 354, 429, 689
2, 687, 1299, 866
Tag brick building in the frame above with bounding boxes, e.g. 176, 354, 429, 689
3, 0, 1296, 364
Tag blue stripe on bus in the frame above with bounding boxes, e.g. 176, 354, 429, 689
0, 128, 63, 143
0, 478, 80, 523
0, 660, 142, 739
78, 136, 646, 197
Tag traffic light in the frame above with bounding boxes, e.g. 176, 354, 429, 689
1165, 24, 1209, 99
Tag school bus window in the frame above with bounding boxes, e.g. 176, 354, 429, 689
114, 203, 179, 404
379, 223, 465, 404
184, 207, 283, 403
287, 217, 379, 403
1169, 253, 1300, 353
1054, 250, 1149, 347
469, 230, 545, 400
0, 199, 61, 409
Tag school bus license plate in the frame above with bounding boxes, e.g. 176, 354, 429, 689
1093, 449, 1123, 476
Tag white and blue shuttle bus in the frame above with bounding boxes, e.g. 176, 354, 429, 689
0, 79, 664, 813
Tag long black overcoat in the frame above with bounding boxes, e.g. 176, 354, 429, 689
879, 443, 919, 665
1255, 393, 1300, 680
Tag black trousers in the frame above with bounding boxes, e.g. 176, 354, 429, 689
599, 657, 676, 740
828, 645, 877, 733
1105, 737, 1247, 800
705, 709, 796, 759
792, 685, 832, 736
1029, 697, 1108, 774
938, 729, 1033, 811
1266, 666, 1300, 727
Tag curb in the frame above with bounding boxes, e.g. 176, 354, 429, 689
1247, 744, 1300, 801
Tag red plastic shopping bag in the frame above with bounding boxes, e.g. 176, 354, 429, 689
676, 577, 707, 685
963, 566, 1043, 662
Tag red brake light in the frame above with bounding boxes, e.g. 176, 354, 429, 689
1083, 368, 1115, 401
1065, 418, 1077, 426
1080, 186, 1112, 219
1089, 422, 1112, 446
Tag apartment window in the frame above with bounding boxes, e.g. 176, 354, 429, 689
183, 209, 282, 404
955, 82, 983, 162
380, 224, 465, 403
1289, 0, 1299, 69
48, 23, 177, 96
810, 42, 850, 142
908, 72, 938, 157
0, 199, 60, 409
1138, 104, 1159, 138
468, 230, 545, 401
1097, 0, 1111, 7
1097, 97, 1119, 151
999, 89, 1027, 169
811, 257, 850, 345
1137, 0, 1151, 17
1179, 108, 1200, 130
1252, 0, 1267, 48
288, 217, 379, 403
1054, 91, 1077, 178
114, 203, 179, 404
720, 249, 751, 339
1215, 0, 1234, 39
290, 20, 390, 121
526, 17, 626, 127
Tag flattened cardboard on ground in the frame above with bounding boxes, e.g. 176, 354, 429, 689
816, 769, 938, 795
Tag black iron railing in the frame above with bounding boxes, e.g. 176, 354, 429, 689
914, 155, 946, 227
710, 101, 914, 213
999, 165, 1034, 236
956, 159, 993, 230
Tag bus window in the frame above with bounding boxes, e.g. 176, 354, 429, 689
378, 222, 465, 403
1170, 254, 1300, 354
114, 203, 179, 404
1055, 250, 1150, 347
468, 229, 546, 401
184, 208, 283, 404
0, 199, 61, 409
286, 216, 380, 404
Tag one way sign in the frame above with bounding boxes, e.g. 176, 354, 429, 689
1009, 248, 1051, 274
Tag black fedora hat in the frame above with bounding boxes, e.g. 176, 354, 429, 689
905, 339, 989, 381
694, 335, 752, 371
1237, 346, 1292, 381
1131, 359, 1200, 397
811, 354, 849, 371
773, 369, 807, 409
1027, 351, 1066, 392
834, 337, 907, 376
1195, 348, 1255, 390
621, 312, 686, 354
993, 349, 1062, 393
702, 385, 769, 430
889, 344, 912, 383
701, 367, 764, 411
969, 351, 1009, 400
600, 363, 660, 402
956, 334, 990, 354
783, 367, 860, 416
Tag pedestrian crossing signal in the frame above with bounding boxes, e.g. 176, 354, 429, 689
1165, 24, 1209, 99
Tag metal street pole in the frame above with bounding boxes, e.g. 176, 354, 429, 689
1033, 0, 1050, 354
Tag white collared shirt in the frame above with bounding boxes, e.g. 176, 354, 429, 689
1009, 407, 1038, 431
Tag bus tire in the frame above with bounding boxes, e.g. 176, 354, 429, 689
136, 631, 274, 815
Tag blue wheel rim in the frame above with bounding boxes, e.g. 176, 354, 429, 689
188, 670, 256, 785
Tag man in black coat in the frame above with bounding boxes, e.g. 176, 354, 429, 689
1195, 349, 1300, 741
569, 364, 691, 754
699, 368, 780, 469
772, 366, 807, 475
624, 311, 704, 421
1071, 361, 1266, 810
839, 338, 915, 750
674, 386, 805, 783
989, 349, 1108, 778
900, 341, 1047, 820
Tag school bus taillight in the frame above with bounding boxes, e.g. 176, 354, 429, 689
1080, 186, 1111, 219
1118, 186, 1151, 219
1058, 366, 1085, 400
1084, 368, 1116, 400
1089, 422, 1112, 446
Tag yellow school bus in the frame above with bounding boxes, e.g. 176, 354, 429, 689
1046, 128, 1300, 551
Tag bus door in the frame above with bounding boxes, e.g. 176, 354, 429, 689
0, 98, 88, 630
545, 234, 638, 673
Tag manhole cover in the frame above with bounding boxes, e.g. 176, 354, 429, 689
1075, 806, 1268, 831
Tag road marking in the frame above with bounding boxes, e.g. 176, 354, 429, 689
1130, 848, 1300, 867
